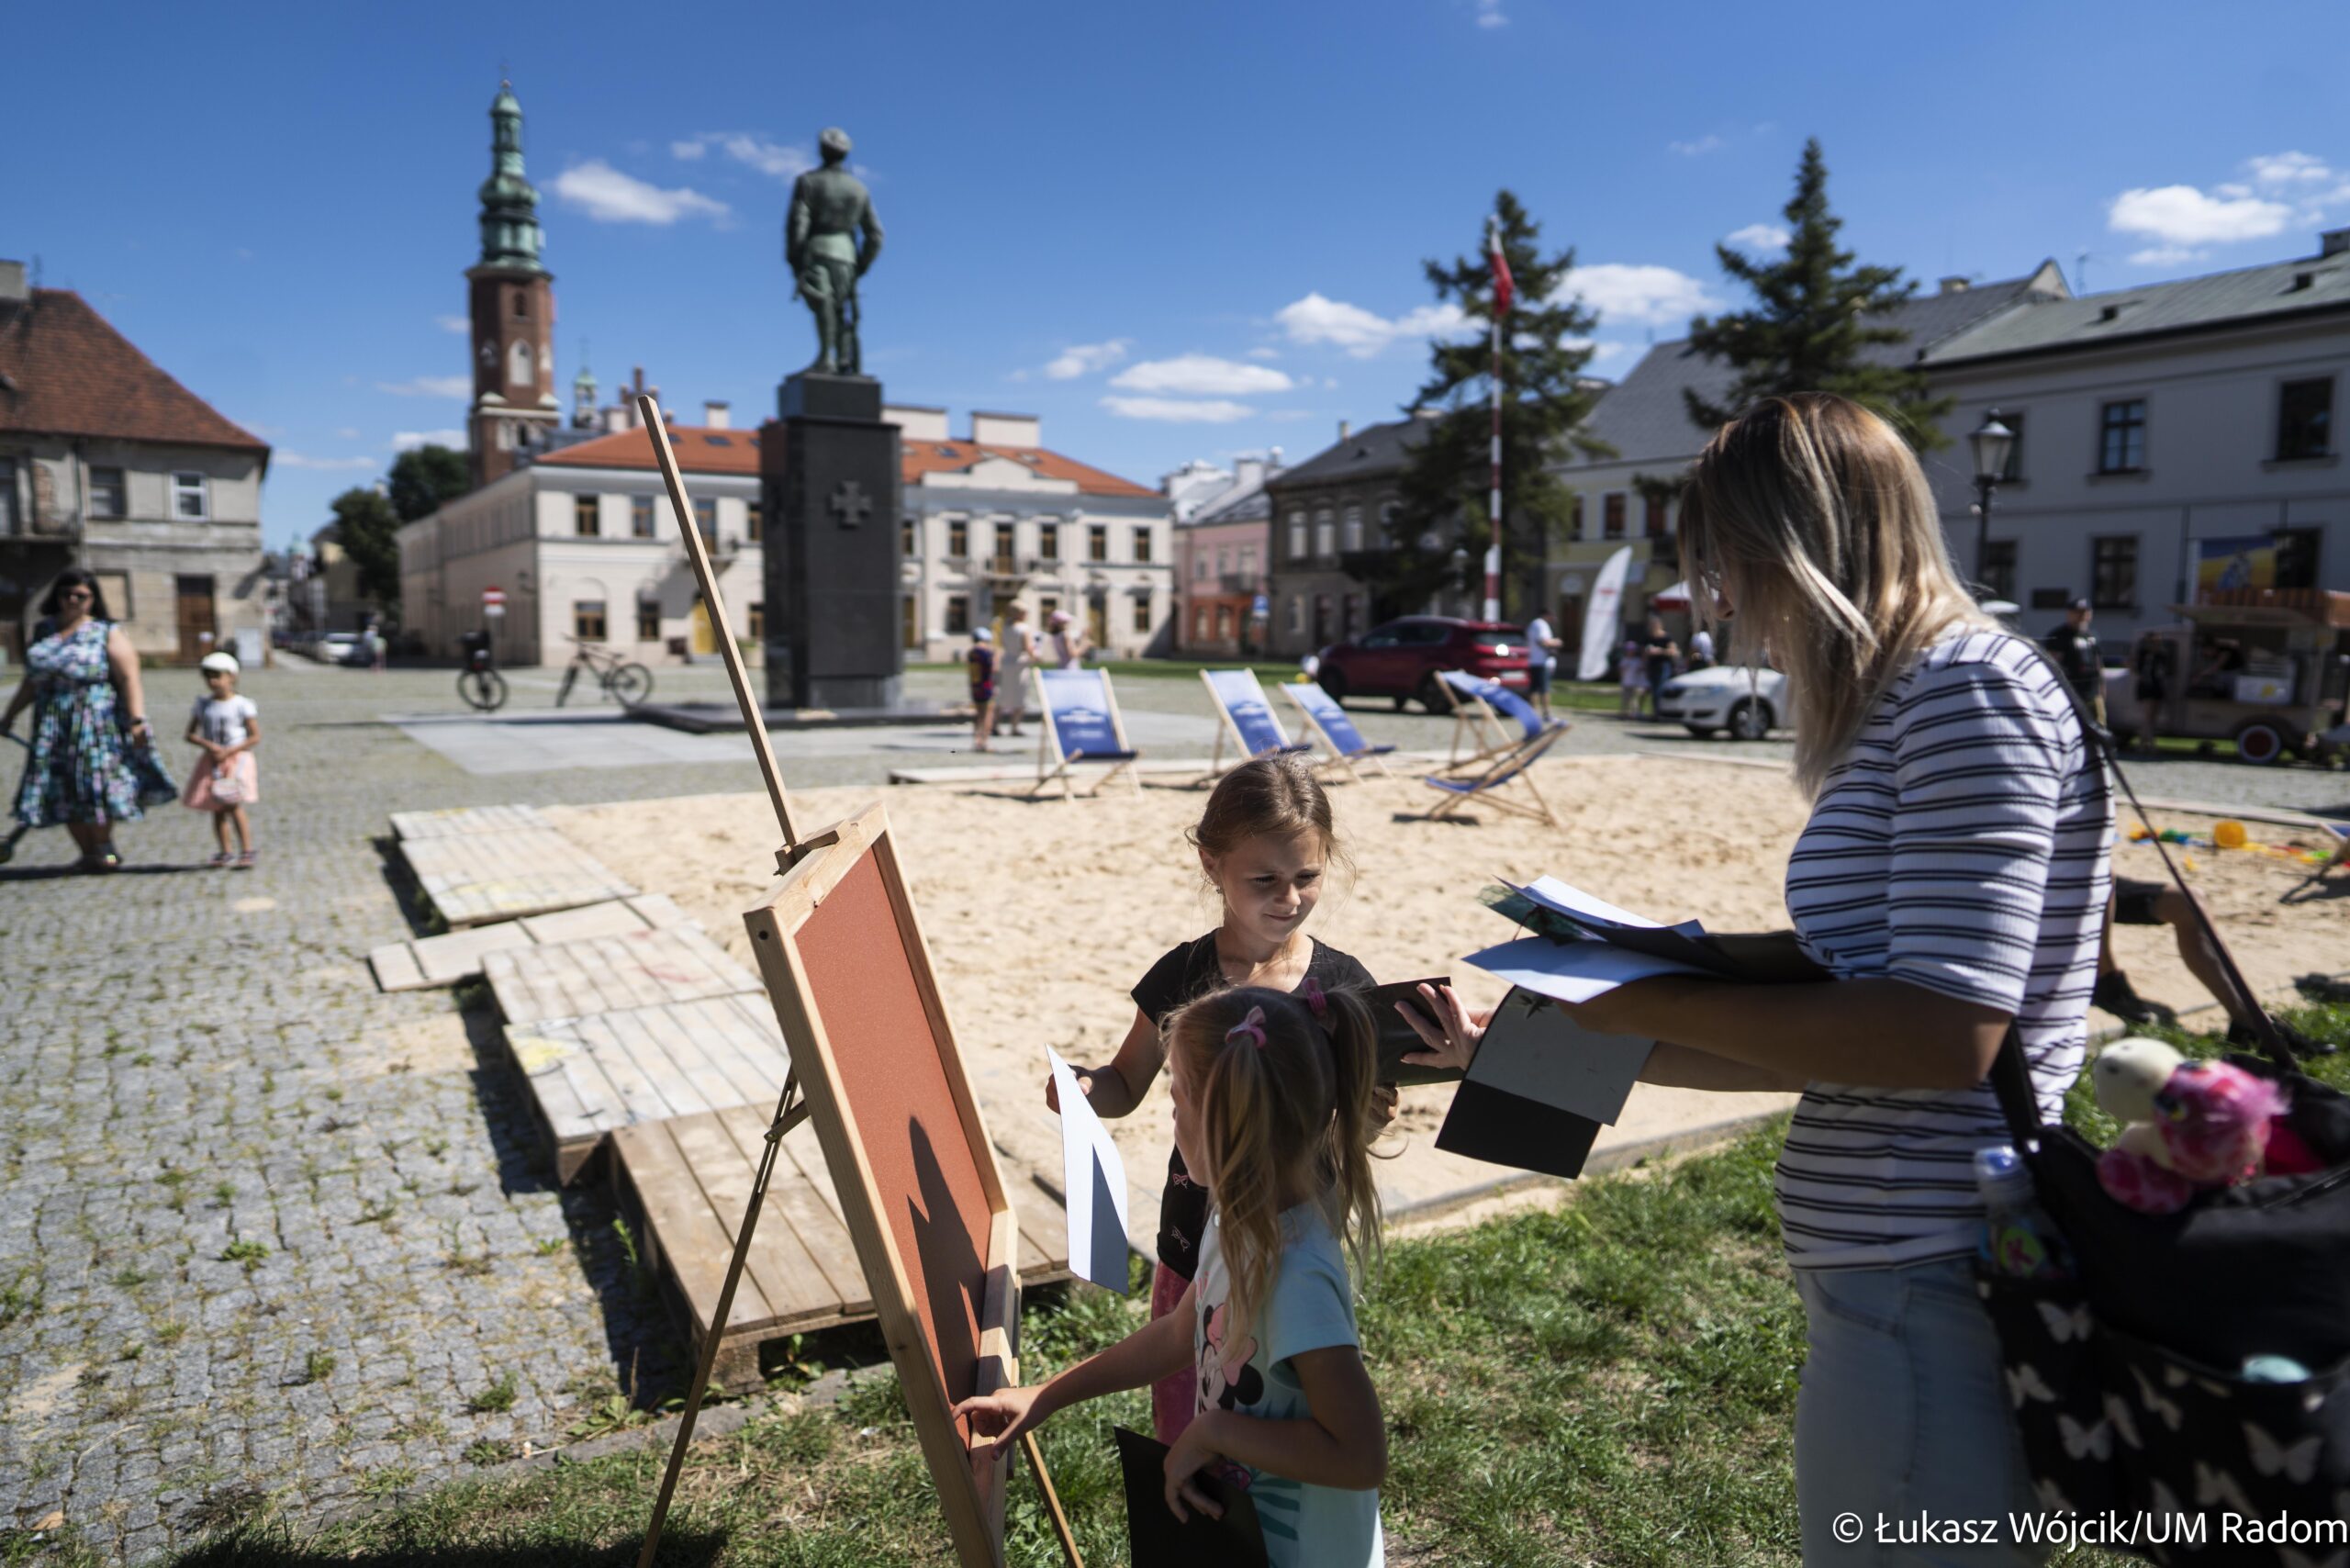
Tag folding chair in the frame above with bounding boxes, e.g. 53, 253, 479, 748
1281, 679, 1397, 782
1420, 722, 1570, 827
1029, 666, 1142, 800
1438, 669, 1559, 770
1199, 667, 1314, 780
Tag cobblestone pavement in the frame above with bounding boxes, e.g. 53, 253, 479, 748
1, 659, 2340, 1565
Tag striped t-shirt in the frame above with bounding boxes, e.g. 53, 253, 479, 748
1777, 630, 2111, 1271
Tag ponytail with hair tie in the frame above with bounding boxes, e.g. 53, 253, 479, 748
1225, 1007, 1269, 1050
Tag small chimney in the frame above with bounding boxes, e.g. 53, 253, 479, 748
603, 407, 628, 433
2322, 229, 2350, 258
1337, 419, 1352, 442
1233, 456, 1265, 491
703, 399, 731, 429
1938, 275, 1970, 295
0, 261, 25, 304
1268, 445, 1283, 469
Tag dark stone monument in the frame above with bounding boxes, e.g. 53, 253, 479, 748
761, 372, 902, 710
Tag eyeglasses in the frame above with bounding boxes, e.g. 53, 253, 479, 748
60, 589, 93, 601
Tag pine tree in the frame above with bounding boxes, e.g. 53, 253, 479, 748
1684, 139, 1951, 449
1387, 190, 1613, 622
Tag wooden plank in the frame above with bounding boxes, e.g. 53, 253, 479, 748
728, 1103, 871, 1316
367, 944, 427, 993
517, 899, 655, 945
391, 804, 554, 840
667, 1111, 826, 1333
399, 829, 636, 927
486, 927, 755, 1027
412, 923, 537, 986
611, 1120, 778, 1337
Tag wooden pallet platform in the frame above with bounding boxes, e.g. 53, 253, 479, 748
389, 803, 555, 840
398, 828, 637, 927
612, 1102, 1073, 1391
368, 894, 693, 993
484, 924, 757, 1028
502, 992, 788, 1182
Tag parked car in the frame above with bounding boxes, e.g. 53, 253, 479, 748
1314, 617, 1532, 712
1654, 665, 1788, 740
317, 632, 369, 667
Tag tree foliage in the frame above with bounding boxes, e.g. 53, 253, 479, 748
1684, 139, 1951, 450
386, 444, 471, 523
1386, 189, 1613, 622
330, 487, 404, 611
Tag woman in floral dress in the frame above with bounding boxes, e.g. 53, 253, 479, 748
1, 569, 174, 870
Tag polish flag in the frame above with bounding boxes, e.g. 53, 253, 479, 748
1489, 222, 1515, 317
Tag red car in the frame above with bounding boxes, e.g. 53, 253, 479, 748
1314, 617, 1533, 711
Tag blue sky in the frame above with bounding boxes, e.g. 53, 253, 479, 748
17, 0, 2350, 547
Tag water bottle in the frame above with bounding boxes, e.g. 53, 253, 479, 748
1975, 1145, 2073, 1280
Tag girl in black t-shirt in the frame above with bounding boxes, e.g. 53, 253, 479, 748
1046, 754, 1387, 1444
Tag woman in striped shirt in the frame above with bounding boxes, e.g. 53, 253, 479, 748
1532, 396, 2106, 1560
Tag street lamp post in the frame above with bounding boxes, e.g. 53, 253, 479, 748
1969, 409, 2015, 593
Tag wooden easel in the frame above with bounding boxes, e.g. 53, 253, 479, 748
632, 395, 1080, 1568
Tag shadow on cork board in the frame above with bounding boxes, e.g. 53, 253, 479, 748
744, 801, 1021, 1568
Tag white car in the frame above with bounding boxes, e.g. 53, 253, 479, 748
1653, 665, 1789, 741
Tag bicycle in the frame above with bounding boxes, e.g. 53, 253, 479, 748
455, 631, 508, 712
555, 638, 654, 709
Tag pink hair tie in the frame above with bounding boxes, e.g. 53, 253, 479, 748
1225, 1006, 1269, 1050
1301, 978, 1328, 1021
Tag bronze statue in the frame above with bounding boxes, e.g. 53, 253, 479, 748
786, 128, 884, 375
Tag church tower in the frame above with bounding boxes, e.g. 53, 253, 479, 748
465, 82, 557, 487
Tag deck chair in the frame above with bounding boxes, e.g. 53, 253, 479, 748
1438, 669, 1561, 769
1421, 722, 1570, 827
1200, 667, 1315, 779
1281, 679, 1397, 781
1029, 666, 1142, 800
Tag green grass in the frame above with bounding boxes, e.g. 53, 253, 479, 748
161, 1002, 2350, 1566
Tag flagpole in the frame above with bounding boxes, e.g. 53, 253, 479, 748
1483, 215, 1505, 622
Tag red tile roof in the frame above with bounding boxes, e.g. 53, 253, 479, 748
535, 423, 1154, 498
0, 290, 270, 459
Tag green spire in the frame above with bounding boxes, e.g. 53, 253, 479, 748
476, 81, 546, 274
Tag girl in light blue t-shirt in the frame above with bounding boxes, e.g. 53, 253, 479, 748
959, 982, 1387, 1566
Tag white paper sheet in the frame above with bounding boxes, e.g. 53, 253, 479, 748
1464, 934, 1714, 1004
1046, 1047, 1134, 1294
1513, 876, 1708, 939
1466, 992, 1654, 1127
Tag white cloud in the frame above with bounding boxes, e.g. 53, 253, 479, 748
376, 375, 472, 398
1099, 396, 1256, 423
1042, 339, 1132, 380
335, 427, 361, 440
435, 314, 468, 334
1246, 347, 1281, 361
1668, 134, 1726, 157
1111, 354, 1294, 396
1273, 292, 1471, 357
554, 160, 730, 225
670, 138, 707, 161
672, 132, 816, 180
1567, 263, 1718, 327
2108, 184, 2292, 247
275, 453, 378, 471
1725, 223, 1790, 252
393, 430, 467, 452
2249, 151, 2331, 186
2127, 245, 2205, 267
1473, 0, 1507, 26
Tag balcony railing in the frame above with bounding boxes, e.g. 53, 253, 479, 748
1218, 574, 1261, 595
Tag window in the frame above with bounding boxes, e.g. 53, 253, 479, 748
509, 340, 533, 386
750, 603, 766, 641
1571, 494, 1585, 540
575, 496, 599, 537
693, 497, 716, 542
902, 515, 917, 557
1980, 540, 2017, 601
1039, 521, 1059, 561
636, 601, 659, 641
948, 519, 968, 557
1214, 606, 1232, 639
0, 457, 16, 533
1193, 554, 1208, 581
1603, 493, 1625, 540
514, 293, 529, 318
1643, 493, 1667, 537
2277, 378, 2333, 461
1089, 524, 1109, 562
88, 466, 126, 520
1314, 510, 1336, 557
901, 598, 919, 649
1379, 500, 1400, 544
1287, 596, 1304, 633
1343, 594, 1361, 635
1287, 510, 1307, 559
946, 595, 970, 634
632, 497, 655, 538
1132, 526, 1151, 564
1998, 411, 2026, 482
173, 472, 207, 521
574, 599, 608, 641
1195, 608, 1211, 640
2098, 399, 2147, 474
1238, 546, 1256, 578
1341, 505, 1363, 551
2275, 528, 2322, 589
1040, 596, 1058, 618
2089, 536, 2138, 610
745, 500, 762, 543
1132, 596, 1150, 633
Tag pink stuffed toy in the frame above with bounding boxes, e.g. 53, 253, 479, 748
2092, 1037, 2302, 1214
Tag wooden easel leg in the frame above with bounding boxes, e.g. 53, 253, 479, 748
636, 1073, 809, 1568
1022, 1429, 1084, 1567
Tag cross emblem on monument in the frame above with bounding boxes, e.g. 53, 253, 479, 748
827, 479, 874, 528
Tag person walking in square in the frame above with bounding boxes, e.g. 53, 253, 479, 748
995, 603, 1033, 737
1522, 610, 1561, 722
965, 628, 996, 753
183, 650, 260, 868
1046, 609, 1089, 669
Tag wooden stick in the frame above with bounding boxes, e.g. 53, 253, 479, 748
638, 393, 799, 859
1022, 1428, 1084, 1567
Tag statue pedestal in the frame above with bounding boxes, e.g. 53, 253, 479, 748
761, 373, 903, 711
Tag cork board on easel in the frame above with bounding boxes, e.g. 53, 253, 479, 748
744, 801, 1021, 1567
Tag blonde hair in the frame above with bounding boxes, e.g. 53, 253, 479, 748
1678, 393, 1993, 795
1187, 754, 1351, 883
1166, 984, 1382, 1342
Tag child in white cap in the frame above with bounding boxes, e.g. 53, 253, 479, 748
183, 651, 260, 868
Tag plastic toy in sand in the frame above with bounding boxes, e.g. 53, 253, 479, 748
2126, 818, 2342, 867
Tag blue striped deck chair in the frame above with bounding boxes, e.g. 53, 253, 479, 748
1199, 668, 1314, 780
1280, 679, 1397, 781
1421, 720, 1569, 826
1437, 668, 1561, 769
1029, 667, 1142, 800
